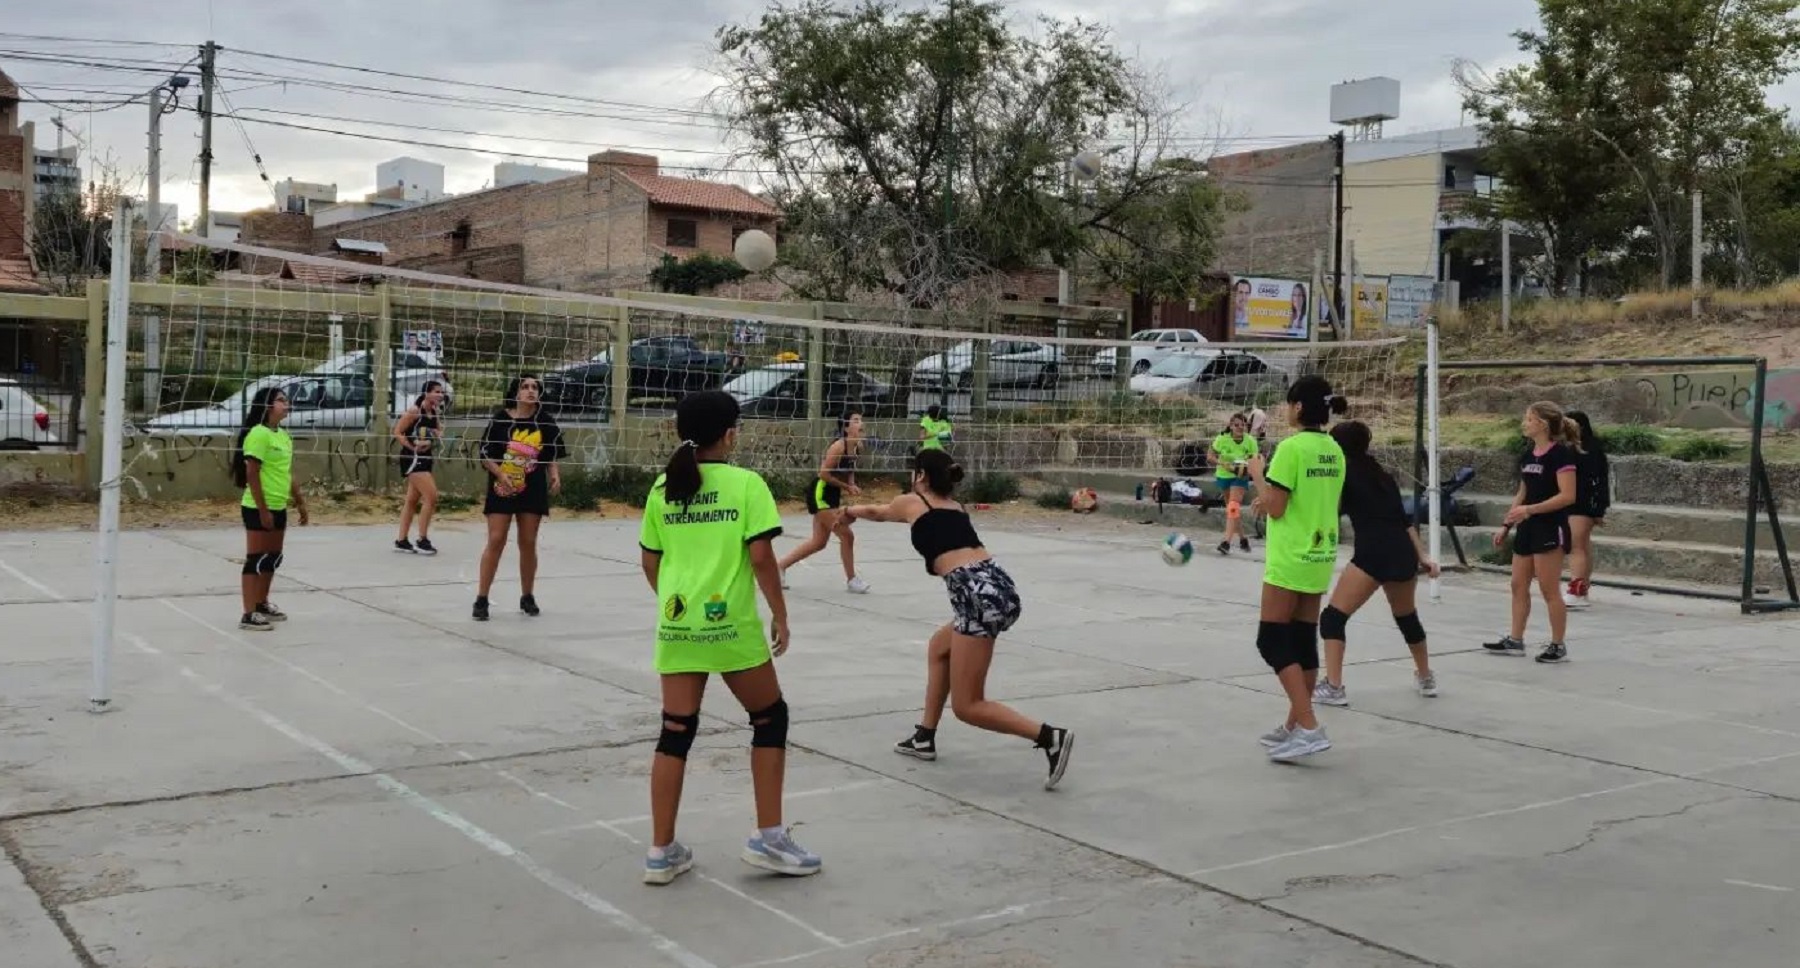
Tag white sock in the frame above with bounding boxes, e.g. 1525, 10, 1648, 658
758, 825, 784, 842
648, 844, 668, 859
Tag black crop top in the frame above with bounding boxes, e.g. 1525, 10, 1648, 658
910, 505, 984, 575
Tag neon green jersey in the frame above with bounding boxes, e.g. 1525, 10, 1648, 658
1211, 432, 1258, 482
1262, 429, 1345, 593
239, 425, 294, 511
919, 416, 954, 450
639, 462, 784, 674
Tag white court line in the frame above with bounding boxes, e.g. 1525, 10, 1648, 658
1723, 879, 1794, 893
732, 899, 1066, 968
159, 597, 848, 954
1188, 746, 1800, 879
121, 633, 716, 968
535, 779, 896, 836
0, 557, 66, 601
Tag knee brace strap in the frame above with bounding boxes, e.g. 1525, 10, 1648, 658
243, 552, 268, 576
748, 698, 789, 749
1256, 621, 1291, 672
1226, 500, 1242, 520
1394, 611, 1428, 646
1292, 621, 1321, 672
655, 712, 700, 759
1319, 605, 1349, 642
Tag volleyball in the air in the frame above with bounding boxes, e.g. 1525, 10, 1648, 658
1161, 532, 1195, 566
734, 229, 778, 272
1070, 150, 1105, 181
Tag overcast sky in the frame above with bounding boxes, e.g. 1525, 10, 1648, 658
4, 0, 1580, 223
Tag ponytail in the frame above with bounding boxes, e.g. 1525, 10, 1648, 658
661, 390, 741, 508
1288, 374, 1347, 427
913, 448, 965, 496
1528, 401, 1584, 454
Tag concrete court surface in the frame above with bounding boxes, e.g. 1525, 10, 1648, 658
1, 509, 1798, 968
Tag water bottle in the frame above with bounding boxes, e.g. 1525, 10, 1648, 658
1135, 482, 1145, 501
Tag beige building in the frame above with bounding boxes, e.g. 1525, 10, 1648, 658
1343, 126, 1492, 282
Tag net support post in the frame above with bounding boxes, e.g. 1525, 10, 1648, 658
805, 311, 824, 425
373, 284, 394, 493
82, 279, 106, 490
1425, 320, 1442, 600
1742, 358, 1778, 613
611, 306, 630, 425
971, 314, 991, 418
91, 199, 133, 715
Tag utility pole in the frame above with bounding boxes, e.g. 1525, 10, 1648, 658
1331, 131, 1346, 341
145, 86, 162, 281
937, 0, 956, 413
1691, 188, 1703, 321
197, 41, 219, 238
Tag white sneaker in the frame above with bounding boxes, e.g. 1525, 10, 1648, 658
1563, 590, 1590, 609
780, 568, 790, 589
1313, 681, 1349, 707
1268, 725, 1332, 761
1415, 671, 1439, 698
846, 576, 871, 594
1259, 723, 1292, 748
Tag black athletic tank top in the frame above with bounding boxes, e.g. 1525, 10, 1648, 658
910, 505, 984, 575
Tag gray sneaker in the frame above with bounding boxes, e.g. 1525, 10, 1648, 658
1268, 725, 1332, 762
742, 827, 822, 877
643, 841, 694, 885
1416, 671, 1439, 697
1313, 681, 1349, 707
1259, 723, 1293, 748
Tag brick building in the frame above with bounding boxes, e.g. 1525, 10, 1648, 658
0, 68, 45, 295
1208, 140, 1337, 281
247, 150, 781, 293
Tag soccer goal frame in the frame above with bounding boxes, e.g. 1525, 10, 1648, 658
1412, 353, 1799, 615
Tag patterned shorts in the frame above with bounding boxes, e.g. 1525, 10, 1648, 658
943, 559, 1023, 638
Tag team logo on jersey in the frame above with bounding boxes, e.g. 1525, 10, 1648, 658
704, 594, 728, 622
664, 594, 687, 622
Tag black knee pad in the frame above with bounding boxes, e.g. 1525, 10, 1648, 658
1394, 611, 1428, 646
1292, 621, 1320, 672
1319, 605, 1349, 642
242, 552, 267, 576
655, 712, 699, 759
1256, 621, 1293, 671
266, 551, 284, 573
748, 698, 789, 749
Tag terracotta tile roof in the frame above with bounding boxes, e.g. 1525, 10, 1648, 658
0, 258, 45, 294
279, 260, 381, 286
616, 170, 779, 218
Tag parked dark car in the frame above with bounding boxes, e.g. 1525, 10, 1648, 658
541, 335, 737, 412
723, 363, 905, 420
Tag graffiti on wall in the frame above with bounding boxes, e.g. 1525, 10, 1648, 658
1633, 368, 1800, 431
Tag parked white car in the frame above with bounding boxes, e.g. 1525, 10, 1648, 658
912, 339, 1066, 390
0, 379, 58, 447
313, 349, 454, 413
1130, 350, 1295, 406
1093, 328, 1212, 375
145, 373, 409, 433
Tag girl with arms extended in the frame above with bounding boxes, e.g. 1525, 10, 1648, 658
638, 390, 820, 885
1246, 375, 1349, 761
845, 450, 1074, 789
232, 386, 308, 631
392, 380, 446, 555
1484, 402, 1581, 663
1311, 420, 1441, 707
779, 411, 869, 594
474, 374, 564, 621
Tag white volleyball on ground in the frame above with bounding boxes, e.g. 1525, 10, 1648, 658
734, 229, 778, 272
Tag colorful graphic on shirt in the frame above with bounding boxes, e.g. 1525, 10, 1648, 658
704, 594, 728, 622
664, 594, 688, 622
499, 427, 543, 493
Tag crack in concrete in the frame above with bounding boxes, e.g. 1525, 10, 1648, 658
0, 825, 101, 968
1543, 795, 1747, 859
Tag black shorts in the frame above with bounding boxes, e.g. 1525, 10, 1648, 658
943, 559, 1022, 638
805, 480, 842, 515
484, 479, 551, 517
242, 507, 288, 531
1570, 501, 1606, 520
1350, 542, 1420, 584
398, 451, 434, 478
1512, 517, 1570, 556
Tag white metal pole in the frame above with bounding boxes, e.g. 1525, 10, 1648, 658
145, 89, 163, 282
1500, 222, 1512, 332
92, 198, 133, 713
1426, 316, 1443, 602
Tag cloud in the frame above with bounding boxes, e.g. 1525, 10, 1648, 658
2, 0, 1544, 220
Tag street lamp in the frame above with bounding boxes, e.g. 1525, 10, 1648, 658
144, 74, 190, 281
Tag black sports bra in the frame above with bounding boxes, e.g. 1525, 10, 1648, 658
910, 504, 984, 575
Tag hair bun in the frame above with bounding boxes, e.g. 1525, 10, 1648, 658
949, 464, 966, 484
1329, 395, 1350, 416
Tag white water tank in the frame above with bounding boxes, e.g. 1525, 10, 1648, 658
1330, 78, 1401, 125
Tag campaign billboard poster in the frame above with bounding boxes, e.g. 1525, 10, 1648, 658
1351, 278, 1388, 335
1230, 276, 1311, 340
1386, 275, 1436, 327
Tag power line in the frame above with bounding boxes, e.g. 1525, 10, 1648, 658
230, 105, 730, 156
0, 31, 190, 49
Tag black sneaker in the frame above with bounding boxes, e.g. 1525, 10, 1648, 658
1239, 537, 1251, 553
255, 601, 288, 622
1042, 727, 1074, 790
1483, 634, 1526, 656
895, 728, 938, 761
1535, 642, 1568, 664
472, 597, 490, 621
1216, 541, 1231, 556
239, 611, 273, 632
414, 537, 437, 556
520, 594, 540, 617
395, 538, 416, 553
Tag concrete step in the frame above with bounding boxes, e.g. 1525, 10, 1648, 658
1459, 525, 1795, 593
1459, 492, 1785, 549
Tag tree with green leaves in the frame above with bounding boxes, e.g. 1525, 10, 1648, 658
712, 0, 1225, 308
